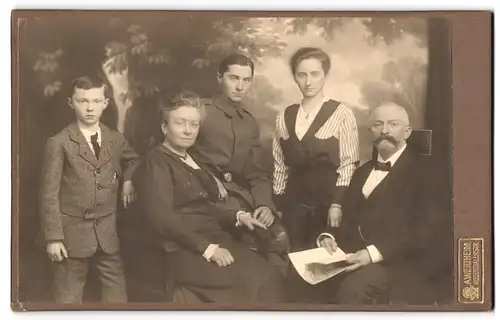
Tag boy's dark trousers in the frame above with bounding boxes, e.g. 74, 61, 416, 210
53, 248, 127, 303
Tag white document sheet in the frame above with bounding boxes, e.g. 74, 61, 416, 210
288, 247, 351, 285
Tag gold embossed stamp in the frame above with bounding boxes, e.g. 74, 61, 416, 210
458, 238, 484, 303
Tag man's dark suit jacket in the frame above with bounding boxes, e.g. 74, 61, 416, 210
39, 122, 140, 258
325, 146, 448, 296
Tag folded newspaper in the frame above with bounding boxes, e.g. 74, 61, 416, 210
288, 247, 351, 285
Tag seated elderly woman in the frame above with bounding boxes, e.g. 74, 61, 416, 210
133, 91, 286, 303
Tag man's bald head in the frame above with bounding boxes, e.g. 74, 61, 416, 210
369, 102, 410, 126
369, 102, 412, 160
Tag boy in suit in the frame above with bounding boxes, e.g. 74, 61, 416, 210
39, 75, 140, 303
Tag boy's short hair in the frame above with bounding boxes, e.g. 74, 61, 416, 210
218, 53, 255, 77
69, 75, 109, 98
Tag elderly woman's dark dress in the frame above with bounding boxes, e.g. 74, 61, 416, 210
134, 143, 285, 303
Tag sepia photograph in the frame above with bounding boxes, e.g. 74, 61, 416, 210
12, 10, 486, 311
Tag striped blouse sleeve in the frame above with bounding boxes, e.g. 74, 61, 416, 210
272, 112, 289, 195
332, 105, 360, 204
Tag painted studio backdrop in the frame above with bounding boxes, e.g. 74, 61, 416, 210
17, 15, 452, 302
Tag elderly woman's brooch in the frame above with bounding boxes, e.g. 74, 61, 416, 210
223, 172, 232, 183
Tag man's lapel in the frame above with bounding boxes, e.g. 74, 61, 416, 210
67, 122, 98, 167
365, 147, 414, 203
97, 123, 114, 168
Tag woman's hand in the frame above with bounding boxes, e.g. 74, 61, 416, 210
210, 247, 234, 267
213, 176, 228, 200
327, 205, 343, 228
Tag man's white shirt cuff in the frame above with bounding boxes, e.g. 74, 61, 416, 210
366, 245, 384, 263
235, 210, 250, 227
203, 244, 219, 261
316, 232, 336, 247
316, 233, 384, 263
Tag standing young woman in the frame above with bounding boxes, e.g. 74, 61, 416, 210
273, 47, 360, 253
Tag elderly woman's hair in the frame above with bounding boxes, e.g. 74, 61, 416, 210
159, 90, 207, 123
289, 47, 331, 75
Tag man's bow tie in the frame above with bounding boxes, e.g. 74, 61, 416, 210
374, 161, 392, 172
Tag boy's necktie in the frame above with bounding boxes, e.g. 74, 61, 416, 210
90, 133, 100, 160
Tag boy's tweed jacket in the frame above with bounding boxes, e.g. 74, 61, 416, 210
39, 122, 139, 258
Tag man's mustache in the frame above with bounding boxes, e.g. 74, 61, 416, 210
374, 135, 398, 145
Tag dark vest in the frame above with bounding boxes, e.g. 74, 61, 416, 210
279, 100, 341, 207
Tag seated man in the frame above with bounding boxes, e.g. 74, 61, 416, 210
189, 53, 289, 276
316, 102, 449, 305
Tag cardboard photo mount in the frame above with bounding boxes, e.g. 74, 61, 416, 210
10, 10, 493, 312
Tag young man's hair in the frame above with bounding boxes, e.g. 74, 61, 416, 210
218, 53, 255, 76
289, 47, 331, 75
69, 75, 109, 97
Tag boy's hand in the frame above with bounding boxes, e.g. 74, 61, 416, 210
47, 241, 68, 262
122, 180, 136, 209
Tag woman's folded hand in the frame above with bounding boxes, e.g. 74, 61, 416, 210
213, 176, 228, 200
210, 247, 234, 267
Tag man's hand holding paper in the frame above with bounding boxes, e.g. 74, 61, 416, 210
319, 237, 338, 255
288, 246, 350, 285
344, 249, 372, 272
